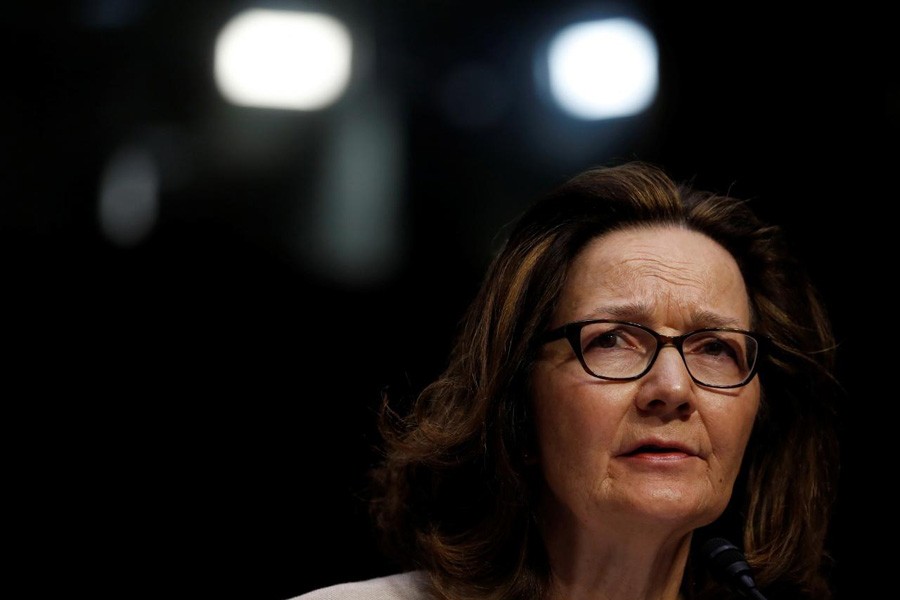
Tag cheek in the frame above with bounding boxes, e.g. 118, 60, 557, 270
530, 370, 623, 464
706, 384, 760, 479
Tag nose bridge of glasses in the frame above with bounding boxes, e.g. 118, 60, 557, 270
653, 332, 685, 354
648, 332, 704, 384
653, 340, 688, 367
653, 327, 682, 342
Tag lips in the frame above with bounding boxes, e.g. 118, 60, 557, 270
620, 439, 697, 457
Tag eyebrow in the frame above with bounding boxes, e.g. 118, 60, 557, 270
584, 303, 745, 329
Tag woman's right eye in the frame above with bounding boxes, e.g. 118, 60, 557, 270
585, 331, 620, 350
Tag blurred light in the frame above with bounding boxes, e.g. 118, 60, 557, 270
98, 144, 159, 247
305, 91, 405, 285
214, 8, 353, 111
546, 17, 658, 120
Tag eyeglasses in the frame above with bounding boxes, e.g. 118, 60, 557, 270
538, 320, 765, 389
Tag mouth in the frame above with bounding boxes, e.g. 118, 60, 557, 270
621, 442, 696, 458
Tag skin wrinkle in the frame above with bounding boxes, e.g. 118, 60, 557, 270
612, 252, 741, 331
561, 254, 747, 334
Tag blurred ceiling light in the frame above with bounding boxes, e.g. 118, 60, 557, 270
546, 17, 658, 120
214, 8, 353, 111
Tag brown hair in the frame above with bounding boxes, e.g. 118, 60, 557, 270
368, 161, 841, 599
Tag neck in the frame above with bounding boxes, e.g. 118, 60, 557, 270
540, 518, 694, 600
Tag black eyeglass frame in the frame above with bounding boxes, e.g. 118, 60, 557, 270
538, 319, 767, 389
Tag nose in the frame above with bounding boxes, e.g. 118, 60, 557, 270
633, 345, 696, 417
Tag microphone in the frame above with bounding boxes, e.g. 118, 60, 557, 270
699, 537, 768, 600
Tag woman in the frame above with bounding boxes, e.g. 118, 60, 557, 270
295, 161, 841, 600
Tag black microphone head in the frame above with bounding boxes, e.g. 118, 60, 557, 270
699, 537, 766, 599
701, 537, 751, 578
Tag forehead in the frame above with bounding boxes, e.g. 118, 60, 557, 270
556, 225, 752, 327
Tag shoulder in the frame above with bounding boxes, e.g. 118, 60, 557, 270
288, 571, 429, 600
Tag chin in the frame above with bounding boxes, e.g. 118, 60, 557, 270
619, 487, 728, 527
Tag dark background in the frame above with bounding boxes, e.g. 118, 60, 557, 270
4, 1, 894, 599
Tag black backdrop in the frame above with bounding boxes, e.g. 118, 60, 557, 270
4, 1, 894, 599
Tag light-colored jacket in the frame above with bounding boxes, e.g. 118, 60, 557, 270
291, 571, 428, 600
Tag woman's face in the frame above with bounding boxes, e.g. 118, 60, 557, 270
530, 225, 760, 536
